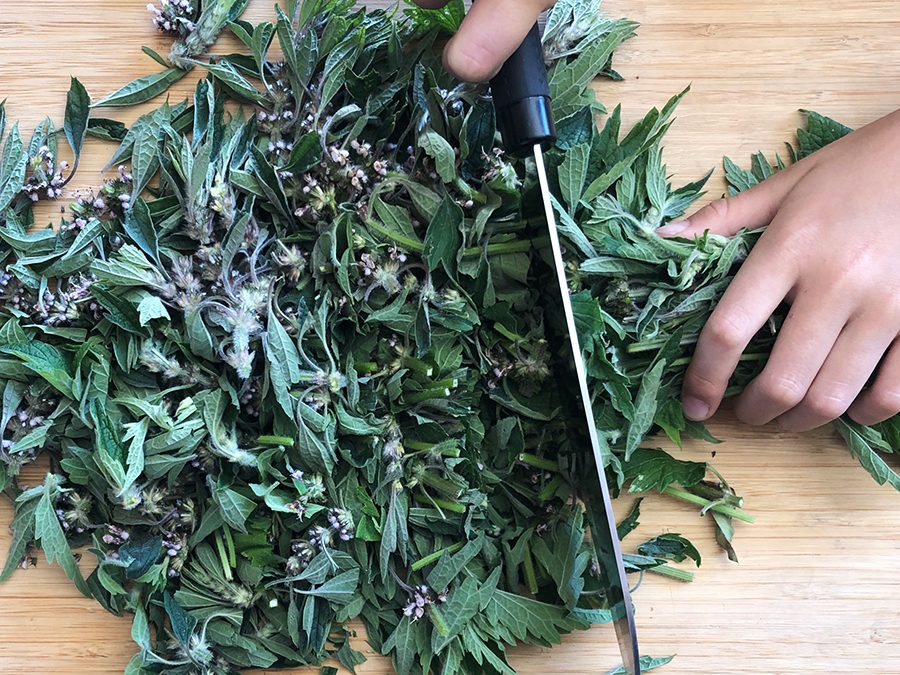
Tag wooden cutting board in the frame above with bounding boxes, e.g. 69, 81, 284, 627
1, 1, 898, 673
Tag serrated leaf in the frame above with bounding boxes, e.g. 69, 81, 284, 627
35, 487, 91, 597
624, 448, 707, 494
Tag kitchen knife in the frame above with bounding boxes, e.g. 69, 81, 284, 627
490, 22, 642, 675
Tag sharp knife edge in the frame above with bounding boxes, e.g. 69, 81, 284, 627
533, 143, 641, 675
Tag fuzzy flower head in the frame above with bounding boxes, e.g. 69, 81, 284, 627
402, 584, 448, 621
147, 0, 196, 37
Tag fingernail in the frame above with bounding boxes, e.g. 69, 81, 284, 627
656, 220, 689, 237
683, 397, 710, 421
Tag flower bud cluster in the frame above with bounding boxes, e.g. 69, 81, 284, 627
403, 584, 448, 621
67, 166, 134, 228
33, 273, 98, 327
22, 145, 68, 202
147, 0, 196, 37
291, 140, 400, 224
54, 491, 93, 535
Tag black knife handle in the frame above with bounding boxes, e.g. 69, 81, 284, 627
490, 23, 557, 157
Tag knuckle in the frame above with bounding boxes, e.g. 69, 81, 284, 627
704, 311, 750, 351
868, 386, 900, 417
684, 369, 721, 401
757, 372, 808, 410
803, 390, 851, 421
704, 197, 732, 222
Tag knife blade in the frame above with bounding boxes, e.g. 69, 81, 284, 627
490, 22, 641, 675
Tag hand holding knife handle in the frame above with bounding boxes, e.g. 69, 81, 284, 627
490, 23, 556, 156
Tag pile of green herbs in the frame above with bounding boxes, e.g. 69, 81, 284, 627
0, 0, 897, 674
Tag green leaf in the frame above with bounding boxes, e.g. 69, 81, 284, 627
90, 399, 128, 491
164, 591, 198, 647
119, 532, 163, 580
86, 118, 128, 142
625, 359, 665, 460
0, 341, 74, 399
0, 497, 38, 582
835, 419, 900, 490
419, 129, 457, 183
530, 509, 588, 610
639, 533, 701, 566
92, 68, 191, 108
423, 197, 463, 276
195, 59, 267, 105
558, 142, 590, 214
796, 110, 853, 159
624, 448, 707, 494
137, 295, 170, 326
296, 569, 360, 604
404, 0, 465, 33
123, 198, 161, 264
35, 486, 92, 597
215, 486, 256, 532
64, 77, 90, 162
283, 132, 322, 174
616, 498, 642, 540
607, 655, 675, 674
485, 590, 588, 646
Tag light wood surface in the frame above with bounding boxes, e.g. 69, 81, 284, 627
1, 1, 899, 673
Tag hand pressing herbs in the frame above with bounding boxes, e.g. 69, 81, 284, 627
658, 109, 900, 433
0, 1, 896, 674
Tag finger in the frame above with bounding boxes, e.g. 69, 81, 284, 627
849, 338, 900, 425
777, 316, 895, 432
656, 161, 814, 239
443, 0, 552, 82
680, 231, 797, 421
733, 290, 849, 426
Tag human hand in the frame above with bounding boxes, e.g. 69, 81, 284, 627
656, 109, 900, 432
412, 0, 556, 82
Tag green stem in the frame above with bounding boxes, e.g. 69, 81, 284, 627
406, 387, 452, 404
426, 377, 458, 390
669, 352, 768, 369
648, 564, 695, 583
662, 486, 755, 524
461, 238, 546, 259
405, 440, 460, 457
366, 218, 425, 253
214, 531, 233, 582
401, 356, 433, 376
354, 361, 379, 373
223, 526, 236, 569
414, 494, 467, 513
626, 335, 698, 355
523, 545, 539, 595
419, 472, 463, 499
537, 475, 563, 502
689, 482, 744, 508
257, 435, 296, 447
493, 323, 529, 345
428, 603, 450, 636
411, 542, 465, 571
518, 453, 560, 473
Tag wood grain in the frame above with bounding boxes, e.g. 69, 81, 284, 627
1, 1, 899, 673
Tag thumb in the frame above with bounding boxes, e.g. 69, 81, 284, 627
656, 164, 807, 239
444, 0, 554, 83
